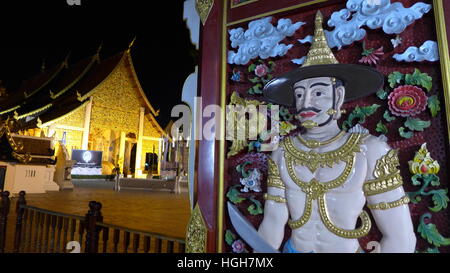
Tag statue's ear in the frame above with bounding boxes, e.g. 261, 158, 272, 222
334, 86, 345, 120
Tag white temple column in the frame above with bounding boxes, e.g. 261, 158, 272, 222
118, 131, 126, 173
81, 97, 93, 150
135, 107, 145, 177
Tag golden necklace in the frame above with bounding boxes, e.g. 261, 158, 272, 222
296, 130, 346, 149
282, 133, 371, 238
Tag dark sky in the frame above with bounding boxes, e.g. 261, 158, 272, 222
0, 0, 197, 128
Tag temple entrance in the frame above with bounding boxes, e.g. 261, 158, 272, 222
0, 166, 6, 191
129, 144, 137, 174
145, 153, 158, 175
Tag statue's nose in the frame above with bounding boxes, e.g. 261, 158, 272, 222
302, 91, 313, 108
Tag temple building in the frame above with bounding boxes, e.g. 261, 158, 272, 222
0, 45, 167, 188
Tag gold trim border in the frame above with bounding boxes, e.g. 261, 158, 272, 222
433, 0, 450, 147
227, 0, 329, 27
217, 0, 228, 253
230, 0, 259, 9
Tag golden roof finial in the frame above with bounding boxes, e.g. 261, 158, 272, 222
127, 36, 137, 53
302, 11, 338, 67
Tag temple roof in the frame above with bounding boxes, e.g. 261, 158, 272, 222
0, 48, 165, 137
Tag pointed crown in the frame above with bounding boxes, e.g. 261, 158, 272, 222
302, 11, 338, 67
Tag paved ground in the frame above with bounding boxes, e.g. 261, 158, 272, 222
6, 186, 191, 245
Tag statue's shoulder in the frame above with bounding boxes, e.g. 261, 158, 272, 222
348, 124, 392, 161
270, 136, 288, 164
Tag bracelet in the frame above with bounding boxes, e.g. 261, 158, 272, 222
367, 195, 410, 210
264, 193, 286, 203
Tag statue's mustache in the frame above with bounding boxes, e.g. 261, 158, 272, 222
296, 107, 322, 114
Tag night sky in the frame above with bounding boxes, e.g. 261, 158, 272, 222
0, 0, 198, 128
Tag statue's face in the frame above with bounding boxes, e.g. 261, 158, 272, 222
294, 77, 339, 126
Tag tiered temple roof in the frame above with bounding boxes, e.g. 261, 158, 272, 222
0, 47, 164, 136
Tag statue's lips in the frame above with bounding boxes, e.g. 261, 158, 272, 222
299, 112, 318, 118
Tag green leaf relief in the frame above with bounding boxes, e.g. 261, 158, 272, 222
428, 95, 441, 117
376, 89, 388, 100
247, 197, 263, 215
418, 213, 450, 247
429, 189, 449, 212
227, 186, 246, 204
404, 118, 431, 132
225, 230, 237, 246
383, 110, 396, 122
343, 104, 380, 130
248, 64, 256, 72
405, 69, 432, 91
399, 127, 413, 139
375, 121, 388, 134
388, 71, 404, 88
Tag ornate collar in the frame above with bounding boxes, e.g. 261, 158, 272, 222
282, 133, 367, 172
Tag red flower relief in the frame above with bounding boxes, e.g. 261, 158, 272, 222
388, 85, 428, 117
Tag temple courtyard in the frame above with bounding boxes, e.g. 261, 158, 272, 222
3, 185, 191, 252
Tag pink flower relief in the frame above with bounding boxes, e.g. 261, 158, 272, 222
231, 239, 245, 253
254, 64, 269, 77
388, 85, 428, 117
359, 43, 384, 66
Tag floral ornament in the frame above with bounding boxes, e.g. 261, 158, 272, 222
359, 42, 384, 66
231, 68, 242, 82
240, 169, 262, 193
391, 35, 402, 48
232, 239, 246, 253
225, 230, 248, 253
388, 85, 428, 117
279, 106, 293, 121
247, 60, 276, 95
280, 121, 297, 136
406, 143, 450, 252
409, 143, 440, 175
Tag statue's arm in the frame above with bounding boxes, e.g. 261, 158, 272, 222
364, 136, 416, 253
258, 149, 289, 251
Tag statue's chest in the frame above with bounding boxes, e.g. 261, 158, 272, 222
280, 134, 368, 197
281, 154, 367, 195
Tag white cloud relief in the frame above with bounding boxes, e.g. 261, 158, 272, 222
393, 40, 439, 62
228, 17, 305, 65
325, 0, 431, 49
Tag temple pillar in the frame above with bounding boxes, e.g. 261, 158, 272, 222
118, 131, 126, 173
135, 107, 145, 177
81, 97, 93, 150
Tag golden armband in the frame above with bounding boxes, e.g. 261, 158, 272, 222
264, 193, 286, 203
364, 149, 403, 196
367, 195, 410, 210
267, 157, 285, 190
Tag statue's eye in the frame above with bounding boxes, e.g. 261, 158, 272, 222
296, 93, 302, 98
316, 92, 322, 96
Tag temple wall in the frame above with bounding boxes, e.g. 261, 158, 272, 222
90, 58, 141, 135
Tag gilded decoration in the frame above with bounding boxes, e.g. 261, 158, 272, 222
186, 204, 208, 253
52, 104, 86, 128
267, 157, 285, 189
283, 133, 371, 238
195, 0, 214, 25
367, 195, 410, 210
143, 118, 162, 138
226, 91, 265, 158
363, 149, 404, 196
90, 58, 142, 134
53, 128, 83, 153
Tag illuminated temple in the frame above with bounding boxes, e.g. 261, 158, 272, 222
0, 45, 169, 192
